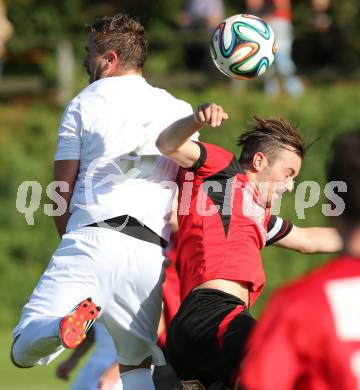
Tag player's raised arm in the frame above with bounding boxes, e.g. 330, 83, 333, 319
156, 103, 228, 168
274, 225, 343, 254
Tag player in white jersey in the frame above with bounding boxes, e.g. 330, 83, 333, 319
11, 14, 193, 390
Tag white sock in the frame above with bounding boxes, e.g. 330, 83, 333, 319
11, 317, 64, 367
120, 368, 155, 390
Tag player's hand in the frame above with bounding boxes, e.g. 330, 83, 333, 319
56, 359, 77, 380
194, 103, 229, 128
98, 362, 120, 390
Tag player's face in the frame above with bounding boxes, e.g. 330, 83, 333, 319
258, 148, 302, 205
83, 35, 108, 83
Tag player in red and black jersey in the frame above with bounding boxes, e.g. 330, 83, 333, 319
238, 131, 360, 390
156, 103, 343, 389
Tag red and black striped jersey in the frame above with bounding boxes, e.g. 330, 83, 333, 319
176, 142, 292, 305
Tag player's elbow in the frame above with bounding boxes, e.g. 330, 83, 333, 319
297, 245, 315, 254
155, 138, 167, 154
156, 136, 176, 156
296, 237, 318, 254
293, 228, 317, 254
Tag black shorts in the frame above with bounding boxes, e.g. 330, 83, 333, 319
166, 289, 256, 389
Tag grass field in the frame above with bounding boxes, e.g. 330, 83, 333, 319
0, 328, 91, 390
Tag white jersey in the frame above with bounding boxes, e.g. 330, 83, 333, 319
55, 75, 193, 239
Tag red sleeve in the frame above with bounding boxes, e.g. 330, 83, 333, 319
238, 291, 302, 390
191, 142, 235, 178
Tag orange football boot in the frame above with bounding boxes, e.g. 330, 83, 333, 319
60, 297, 101, 348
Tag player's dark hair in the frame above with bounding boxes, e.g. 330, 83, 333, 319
238, 116, 305, 165
87, 13, 148, 70
327, 131, 360, 223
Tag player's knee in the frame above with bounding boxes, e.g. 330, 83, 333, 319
10, 335, 35, 369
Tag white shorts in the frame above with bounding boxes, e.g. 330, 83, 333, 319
13, 227, 166, 366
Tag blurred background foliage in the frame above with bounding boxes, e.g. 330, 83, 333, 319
3, 0, 360, 81
0, 1, 359, 387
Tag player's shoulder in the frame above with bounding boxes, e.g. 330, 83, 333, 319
198, 142, 234, 160
75, 78, 129, 118
74, 80, 107, 106
179, 142, 243, 179
76, 78, 106, 96
201, 142, 243, 171
60, 93, 82, 124
148, 83, 192, 112
77, 76, 141, 100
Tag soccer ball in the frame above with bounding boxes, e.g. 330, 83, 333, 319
210, 14, 276, 80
